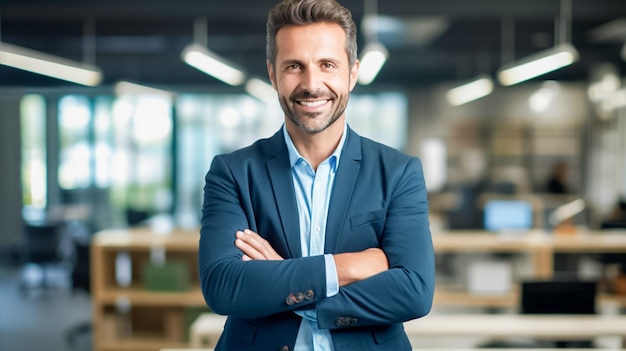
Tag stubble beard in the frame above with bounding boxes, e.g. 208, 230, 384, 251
280, 91, 348, 134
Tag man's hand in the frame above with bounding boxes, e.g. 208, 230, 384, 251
235, 229, 284, 261
333, 248, 389, 287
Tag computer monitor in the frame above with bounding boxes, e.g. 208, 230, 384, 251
520, 280, 597, 315
483, 199, 533, 232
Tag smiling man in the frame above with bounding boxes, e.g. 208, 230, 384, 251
198, 1, 435, 350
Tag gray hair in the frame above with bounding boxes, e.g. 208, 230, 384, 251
266, 0, 358, 68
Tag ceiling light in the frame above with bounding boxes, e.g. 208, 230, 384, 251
358, 42, 388, 85
114, 80, 174, 98
244, 78, 276, 105
181, 43, 246, 86
0, 42, 103, 86
497, 43, 579, 86
446, 75, 494, 106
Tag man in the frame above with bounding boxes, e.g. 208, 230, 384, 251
199, 0, 434, 350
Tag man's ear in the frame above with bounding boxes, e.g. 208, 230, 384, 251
267, 60, 277, 90
349, 59, 360, 92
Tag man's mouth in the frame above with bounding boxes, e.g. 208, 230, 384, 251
297, 99, 329, 107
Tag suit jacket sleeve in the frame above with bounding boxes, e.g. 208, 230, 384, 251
316, 155, 435, 329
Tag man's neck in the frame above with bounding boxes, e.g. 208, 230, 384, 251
286, 119, 344, 171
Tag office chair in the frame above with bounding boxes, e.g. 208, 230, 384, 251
19, 222, 68, 295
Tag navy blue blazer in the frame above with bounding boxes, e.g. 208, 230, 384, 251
199, 126, 435, 351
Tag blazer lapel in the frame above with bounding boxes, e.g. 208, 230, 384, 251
266, 130, 301, 258
325, 128, 362, 253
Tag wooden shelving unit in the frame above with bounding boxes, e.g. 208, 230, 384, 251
91, 227, 207, 351
431, 229, 626, 309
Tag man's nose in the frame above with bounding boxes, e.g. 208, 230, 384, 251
300, 67, 322, 92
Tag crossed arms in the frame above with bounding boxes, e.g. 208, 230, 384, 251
198, 152, 435, 328
235, 229, 388, 287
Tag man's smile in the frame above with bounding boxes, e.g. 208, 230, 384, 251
296, 99, 330, 107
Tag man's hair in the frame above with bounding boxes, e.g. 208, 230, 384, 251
266, 0, 358, 68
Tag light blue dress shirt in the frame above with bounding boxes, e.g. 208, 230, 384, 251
283, 124, 346, 351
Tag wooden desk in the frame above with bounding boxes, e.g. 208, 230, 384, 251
189, 313, 626, 348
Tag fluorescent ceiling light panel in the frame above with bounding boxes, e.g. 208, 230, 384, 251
0, 42, 103, 86
497, 43, 579, 86
358, 42, 388, 85
245, 78, 276, 105
114, 81, 174, 98
446, 75, 494, 106
181, 43, 246, 86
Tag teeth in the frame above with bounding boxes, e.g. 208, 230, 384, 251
299, 100, 327, 107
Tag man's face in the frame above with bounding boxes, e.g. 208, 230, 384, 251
267, 22, 359, 135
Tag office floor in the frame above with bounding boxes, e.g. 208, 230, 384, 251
0, 264, 92, 351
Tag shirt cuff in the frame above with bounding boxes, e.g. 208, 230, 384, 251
324, 254, 339, 297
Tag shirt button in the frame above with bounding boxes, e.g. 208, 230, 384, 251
315, 226, 321, 232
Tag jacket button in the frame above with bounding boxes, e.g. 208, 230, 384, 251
280, 346, 289, 351
285, 294, 296, 305
304, 290, 314, 300
294, 292, 304, 303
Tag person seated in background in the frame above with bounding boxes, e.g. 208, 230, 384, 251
546, 161, 569, 194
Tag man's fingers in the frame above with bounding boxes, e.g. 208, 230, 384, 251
235, 229, 284, 261
235, 237, 264, 260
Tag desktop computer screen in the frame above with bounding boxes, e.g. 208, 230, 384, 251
483, 199, 533, 232
520, 280, 597, 314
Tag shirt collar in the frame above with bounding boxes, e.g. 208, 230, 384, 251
283, 122, 347, 172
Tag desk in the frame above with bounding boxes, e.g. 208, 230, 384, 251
189, 313, 626, 348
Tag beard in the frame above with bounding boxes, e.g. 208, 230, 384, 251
280, 89, 349, 134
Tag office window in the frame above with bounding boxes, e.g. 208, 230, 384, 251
58, 95, 93, 189
20, 95, 47, 219
346, 92, 407, 150
110, 95, 174, 214
94, 97, 115, 188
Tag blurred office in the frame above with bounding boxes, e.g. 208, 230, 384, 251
1, 1, 626, 351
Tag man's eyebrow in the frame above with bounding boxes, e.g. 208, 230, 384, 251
280, 57, 342, 66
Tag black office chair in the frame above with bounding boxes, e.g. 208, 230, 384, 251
19, 222, 68, 295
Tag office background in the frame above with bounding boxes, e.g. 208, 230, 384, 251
1, 1, 626, 351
